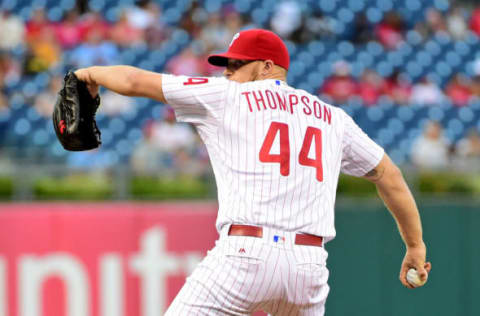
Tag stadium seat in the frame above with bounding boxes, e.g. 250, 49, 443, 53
338, 41, 355, 57
416, 51, 433, 68
319, 0, 336, 13
406, 61, 423, 79
308, 41, 325, 57
14, 118, 32, 137
115, 139, 134, 158
347, 0, 364, 12
425, 40, 442, 56
32, 129, 49, 146
433, 0, 449, 11
297, 52, 315, 68
387, 118, 405, 135
406, 30, 423, 46
458, 107, 474, 123
108, 118, 127, 135
366, 41, 384, 57
127, 128, 143, 143
366, 7, 383, 23
376, 61, 394, 77
428, 107, 445, 121
435, 61, 452, 78
397, 106, 415, 122
337, 7, 354, 23
100, 130, 114, 148
356, 51, 375, 68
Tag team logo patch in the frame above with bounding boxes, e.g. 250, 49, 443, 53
229, 33, 240, 47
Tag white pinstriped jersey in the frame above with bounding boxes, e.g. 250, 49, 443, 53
162, 75, 384, 242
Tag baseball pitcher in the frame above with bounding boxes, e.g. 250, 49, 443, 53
72, 29, 431, 315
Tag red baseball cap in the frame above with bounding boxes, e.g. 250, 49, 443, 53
208, 29, 290, 70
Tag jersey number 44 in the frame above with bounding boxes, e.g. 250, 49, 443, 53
259, 122, 323, 182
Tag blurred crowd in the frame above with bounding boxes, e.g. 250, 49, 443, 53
1, 0, 480, 174
413, 120, 480, 172
319, 62, 480, 107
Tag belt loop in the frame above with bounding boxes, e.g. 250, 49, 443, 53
221, 224, 232, 238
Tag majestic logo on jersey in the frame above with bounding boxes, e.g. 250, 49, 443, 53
229, 33, 240, 47
238, 248, 246, 253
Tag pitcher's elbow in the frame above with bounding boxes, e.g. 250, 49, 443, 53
125, 68, 141, 96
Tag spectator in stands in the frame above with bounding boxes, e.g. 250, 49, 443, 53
319, 60, 358, 105
144, 3, 169, 47
24, 27, 61, 74
471, 75, 480, 98
131, 107, 197, 175
166, 46, 207, 76
201, 41, 224, 76
131, 120, 167, 175
69, 29, 119, 68
98, 90, 135, 117
25, 9, 51, 43
0, 52, 21, 89
150, 107, 196, 152
270, 1, 302, 40
126, 0, 156, 30
410, 76, 445, 106
469, 7, 480, 36
454, 128, 480, 171
190, 134, 212, 177
357, 69, 384, 106
110, 10, 145, 47
33, 75, 62, 118
375, 11, 405, 49
0, 10, 25, 50
413, 21, 430, 41
294, 9, 334, 43
425, 8, 448, 37
350, 13, 375, 44
180, 0, 208, 36
383, 70, 412, 105
0, 92, 7, 112
240, 12, 258, 30
447, 6, 469, 40
415, 8, 449, 40
411, 121, 450, 170
200, 13, 233, 52
445, 73, 473, 107
77, 11, 110, 42
172, 135, 211, 177
55, 10, 83, 49
224, 11, 244, 42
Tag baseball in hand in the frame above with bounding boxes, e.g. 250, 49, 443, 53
406, 268, 427, 287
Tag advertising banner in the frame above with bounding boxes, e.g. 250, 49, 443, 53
0, 202, 226, 316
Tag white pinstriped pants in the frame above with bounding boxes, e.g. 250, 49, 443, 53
165, 225, 330, 316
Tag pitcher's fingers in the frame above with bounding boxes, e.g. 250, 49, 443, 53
399, 267, 413, 288
416, 264, 428, 281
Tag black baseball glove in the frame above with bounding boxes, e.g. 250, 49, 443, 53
52, 71, 102, 151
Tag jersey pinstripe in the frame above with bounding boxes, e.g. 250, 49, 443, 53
162, 75, 384, 243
